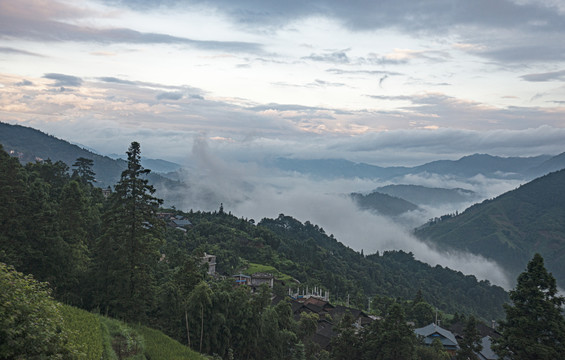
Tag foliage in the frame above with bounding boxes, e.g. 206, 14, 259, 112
244, 262, 294, 281
136, 326, 206, 360
330, 311, 363, 360
415, 339, 450, 360
415, 168, 565, 287
493, 253, 565, 359
93, 141, 164, 321
60, 305, 104, 360
0, 141, 515, 360
376, 303, 416, 360
455, 315, 482, 360
101, 317, 146, 360
0, 263, 78, 359
350, 191, 419, 217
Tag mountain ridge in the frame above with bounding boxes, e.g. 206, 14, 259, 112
414, 168, 565, 288
271, 153, 563, 181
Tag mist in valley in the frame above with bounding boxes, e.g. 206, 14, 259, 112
158, 137, 520, 289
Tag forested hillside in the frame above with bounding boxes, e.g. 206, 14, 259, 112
415, 169, 565, 288
350, 191, 419, 216
0, 141, 510, 358
0, 121, 179, 190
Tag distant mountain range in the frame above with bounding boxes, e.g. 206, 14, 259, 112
414, 168, 565, 288
271, 153, 565, 181
0, 122, 182, 195
375, 185, 479, 207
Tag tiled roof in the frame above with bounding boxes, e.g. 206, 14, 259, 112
415, 323, 458, 348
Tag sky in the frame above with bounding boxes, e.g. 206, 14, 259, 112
4, 0, 563, 287
1, 0, 565, 166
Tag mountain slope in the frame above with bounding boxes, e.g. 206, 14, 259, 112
526, 151, 565, 178
414, 169, 565, 287
270, 153, 553, 181
412, 153, 552, 179
0, 122, 181, 195
350, 191, 419, 216
375, 184, 478, 206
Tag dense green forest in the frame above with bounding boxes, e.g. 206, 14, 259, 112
415, 168, 565, 288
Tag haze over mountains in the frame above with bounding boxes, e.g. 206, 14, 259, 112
3, 121, 565, 289
271, 153, 563, 182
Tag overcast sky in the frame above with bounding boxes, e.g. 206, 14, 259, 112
1, 0, 565, 165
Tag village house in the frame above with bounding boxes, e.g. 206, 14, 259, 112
201, 253, 216, 276
250, 272, 274, 289
232, 274, 251, 286
414, 323, 459, 356
449, 320, 501, 360
157, 212, 193, 231
272, 293, 374, 352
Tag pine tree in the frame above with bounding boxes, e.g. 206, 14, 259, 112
72, 157, 95, 185
0, 145, 27, 267
378, 303, 416, 360
455, 315, 482, 360
56, 180, 91, 303
493, 253, 565, 359
94, 141, 163, 321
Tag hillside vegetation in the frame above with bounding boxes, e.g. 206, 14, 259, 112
0, 121, 180, 191
0, 137, 510, 358
415, 169, 565, 287
0, 263, 205, 360
350, 191, 419, 216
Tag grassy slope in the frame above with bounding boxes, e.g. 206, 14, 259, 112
61, 304, 206, 360
244, 262, 294, 281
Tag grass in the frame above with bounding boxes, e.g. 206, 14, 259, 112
60, 304, 104, 360
136, 326, 207, 360
60, 305, 206, 360
245, 262, 294, 282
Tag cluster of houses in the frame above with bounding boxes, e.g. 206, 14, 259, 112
170, 222, 498, 359
274, 290, 500, 359
222, 259, 500, 358
232, 273, 275, 291
157, 212, 193, 232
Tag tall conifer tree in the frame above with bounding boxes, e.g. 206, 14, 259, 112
94, 141, 163, 321
493, 253, 565, 359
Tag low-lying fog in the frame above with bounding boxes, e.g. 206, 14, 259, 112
161, 138, 522, 290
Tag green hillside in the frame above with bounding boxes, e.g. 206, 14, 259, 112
350, 191, 420, 216
415, 169, 565, 287
0, 121, 181, 192
1, 262, 205, 360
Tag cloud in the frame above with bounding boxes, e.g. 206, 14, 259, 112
156, 92, 183, 100
0, 47, 43, 57
0, 0, 263, 54
478, 44, 565, 63
114, 0, 565, 34
521, 69, 565, 82
303, 50, 350, 64
161, 136, 512, 288
43, 73, 83, 87
364, 49, 452, 65
326, 68, 402, 77
15, 80, 33, 86
3, 73, 564, 167
98, 77, 137, 85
